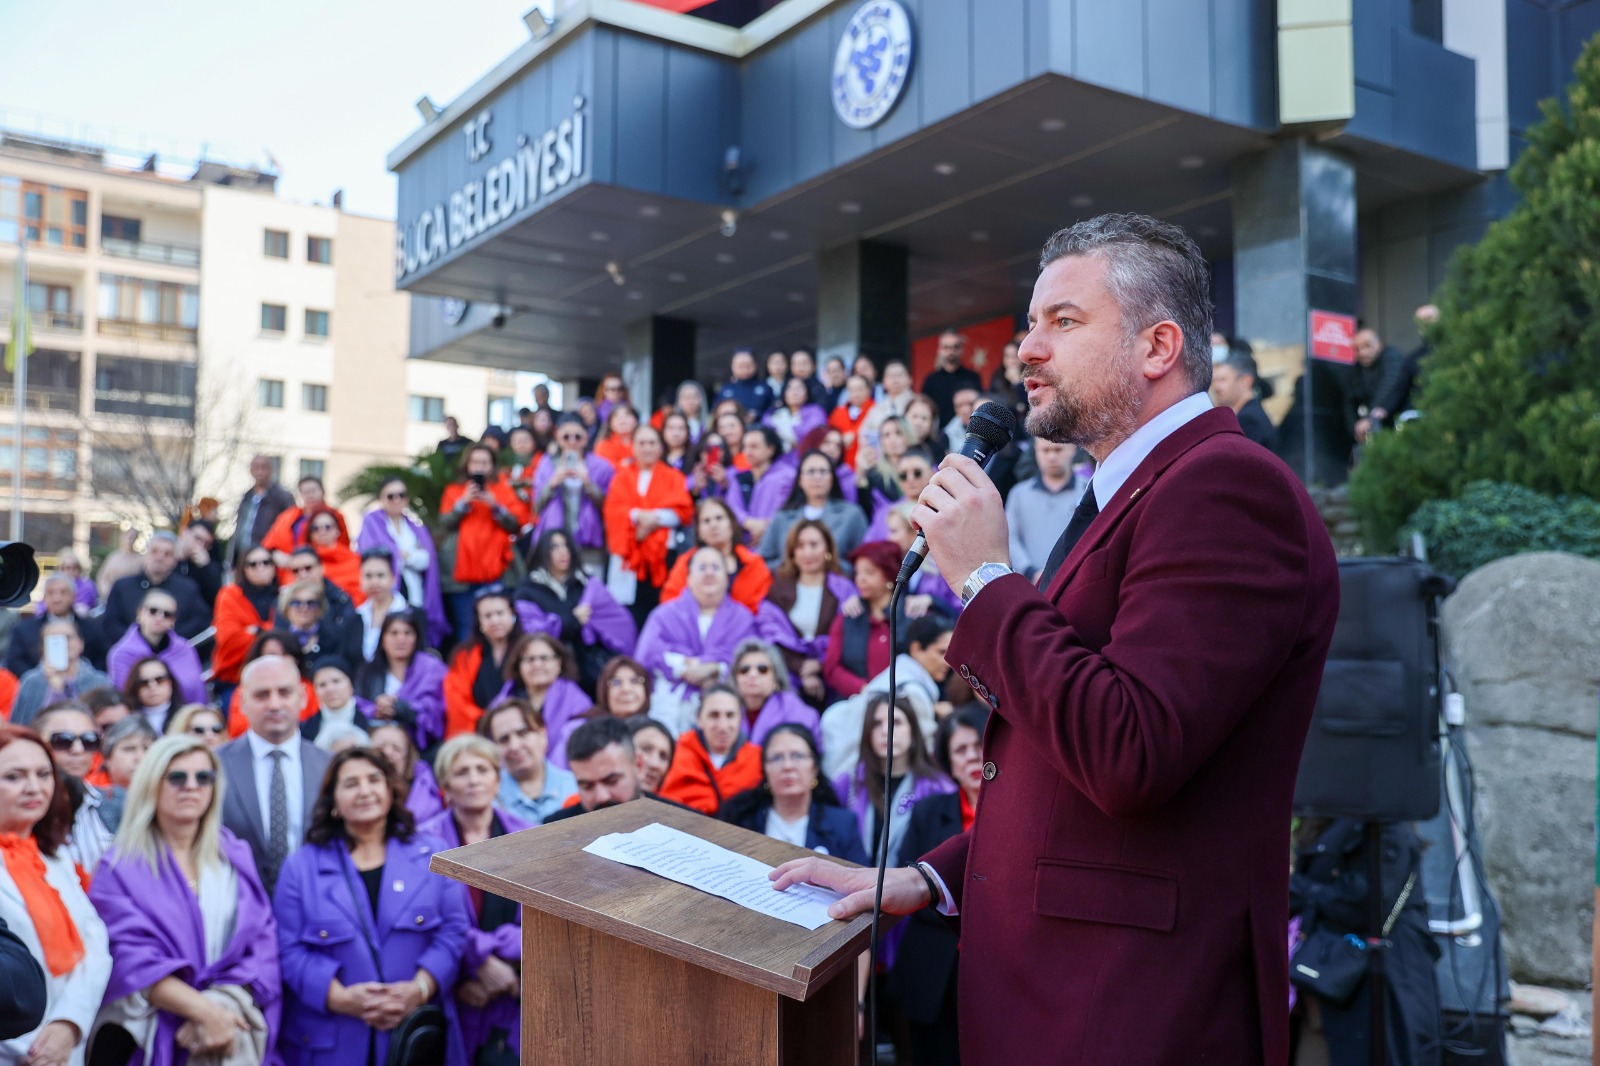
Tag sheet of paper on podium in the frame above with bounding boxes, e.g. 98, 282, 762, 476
582, 821, 845, 930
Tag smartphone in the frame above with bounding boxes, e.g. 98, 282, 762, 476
470, 472, 487, 490
44, 633, 68, 672
703, 445, 723, 468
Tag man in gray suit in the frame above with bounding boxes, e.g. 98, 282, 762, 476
217, 655, 331, 893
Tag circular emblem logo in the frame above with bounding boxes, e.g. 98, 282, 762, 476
831, 1, 914, 130
441, 298, 470, 326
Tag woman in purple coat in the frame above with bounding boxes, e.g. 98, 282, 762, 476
493, 633, 592, 769
369, 724, 444, 826
531, 415, 615, 566
106, 589, 207, 707
512, 529, 637, 691
90, 735, 282, 1066
634, 548, 757, 736
273, 748, 470, 1066
356, 480, 451, 648
729, 639, 822, 752
417, 735, 532, 1063
353, 613, 447, 751
762, 378, 828, 451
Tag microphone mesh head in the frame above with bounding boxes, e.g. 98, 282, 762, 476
966, 400, 1018, 454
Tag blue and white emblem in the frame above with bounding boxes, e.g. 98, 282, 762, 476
831, 1, 914, 130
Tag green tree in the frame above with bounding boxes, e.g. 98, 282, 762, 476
338, 450, 457, 532
1349, 36, 1600, 549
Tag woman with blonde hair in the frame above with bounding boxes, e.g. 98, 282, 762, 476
89, 734, 281, 1065
164, 704, 227, 750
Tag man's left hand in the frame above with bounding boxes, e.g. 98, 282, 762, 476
911, 454, 1009, 591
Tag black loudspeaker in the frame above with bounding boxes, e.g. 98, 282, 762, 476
1293, 557, 1453, 822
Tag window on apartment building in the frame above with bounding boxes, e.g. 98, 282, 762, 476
302, 383, 328, 412
307, 236, 333, 265
263, 229, 289, 258
299, 458, 326, 482
93, 355, 195, 420
97, 275, 199, 328
101, 215, 142, 242
304, 309, 330, 338
258, 379, 285, 408
409, 395, 445, 423
0, 178, 88, 249
260, 303, 287, 333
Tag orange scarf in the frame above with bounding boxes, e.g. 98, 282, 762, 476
0, 833, 83, 977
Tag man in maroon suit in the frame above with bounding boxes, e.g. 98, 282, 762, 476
773, 214, 1338, 1064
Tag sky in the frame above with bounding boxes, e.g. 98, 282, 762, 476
0, 0, 553, 218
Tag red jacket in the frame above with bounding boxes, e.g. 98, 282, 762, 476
212, 585, 271, 685
827, 401, 874, 468
440, 480, 527, 585
924, 408, 1338, 1064
658, 728, 764, 816
603, 461, 694, 589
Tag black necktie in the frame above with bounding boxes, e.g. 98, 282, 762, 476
1036, 485, 1101, 590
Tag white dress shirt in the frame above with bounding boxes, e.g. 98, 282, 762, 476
245, 730, 306, 851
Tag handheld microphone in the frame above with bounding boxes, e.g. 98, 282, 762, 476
896, 399, 1018, 587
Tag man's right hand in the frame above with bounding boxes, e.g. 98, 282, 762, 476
768, 858, 931, 921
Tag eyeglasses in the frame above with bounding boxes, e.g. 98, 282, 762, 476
800, 467, 831, 478
164, 769, 217, 788
607, 675, 645, 688
245, 558, 274, 569
143, 607, 176, 619
48, 731, 100, 753
382, 491, 408, 501
764, 751, 814, 766
189, 723, 226, 736
290, 564, 317, 575
898, 469, 929, 482
737, 662, 771, 676
521, 653, 559, 665
288, 599, 320, 610
138, 674, 173, 688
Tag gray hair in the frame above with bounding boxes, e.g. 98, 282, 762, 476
1039, 213, 1213, 392
105, 714, 160, 756
731, 639, 791, 694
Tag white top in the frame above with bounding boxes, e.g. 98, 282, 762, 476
801, 505, 824, 520
387, 515, 425, 605
788, 582, 825, 640
357, 592, 409, 661
198, 861, 239, 966
141, 703, 170, 736
245, 730, 306, 852
383, 671, 404, 697
1085, 391, 1212, 510
764, 808, 810, 849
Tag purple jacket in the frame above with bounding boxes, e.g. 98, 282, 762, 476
910, 567, 963, 615
865, 487, 897, 542
417, 807, 533, 1060
388, 652, 448, 750
273, 835, 470, 1066
762, 404, 828, 449
531, 453, 615, 550
636, 597, 757, 689
91, 828, 283, 1066
514, 579, 637, 657
407, 759, 445, 825
107, 625, 207, 706
748, 689, 822, 752
74, 575, 98, 609
491, 677, 593, 770
357, 512, 450, 648
727, 462, 795, 524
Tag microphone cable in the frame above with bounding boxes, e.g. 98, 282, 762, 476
867, 576, 909, 1066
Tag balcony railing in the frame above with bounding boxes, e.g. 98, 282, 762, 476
0, 386, 83, 415
100, 237, 201, 268
97, 318, 197, 344
0, 305, 84, 335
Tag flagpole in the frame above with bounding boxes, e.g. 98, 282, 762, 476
11, 234, 25, 542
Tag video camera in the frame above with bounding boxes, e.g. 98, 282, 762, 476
0, 542, 40, 608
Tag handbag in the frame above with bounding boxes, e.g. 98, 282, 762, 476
1289, 871, 1417, 1005
337, 858, 449, 1066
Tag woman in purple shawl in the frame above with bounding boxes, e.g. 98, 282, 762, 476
729, 639, 822, 751
418, 736, 532, 1062
370, 723, 444, 825
90, 735, 282, 1066
531, 415, 615, 559
762, 378, 829, 452
492, 633, 593, 769
512, 529, 637, 691
634, 548, 756, 736
356, 479, 450, 647
55, 548, 98, 610
106, 588, 207, 707
354, 612, 447, 750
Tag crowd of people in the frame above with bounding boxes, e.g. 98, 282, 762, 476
0, 334, 1278, 1066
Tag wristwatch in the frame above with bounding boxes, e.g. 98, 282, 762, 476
961, 562, 1014, 606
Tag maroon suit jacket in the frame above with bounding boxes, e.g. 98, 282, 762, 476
925, 406, 1338, 1065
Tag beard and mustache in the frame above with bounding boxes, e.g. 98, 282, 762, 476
1023, 343, 1145, 451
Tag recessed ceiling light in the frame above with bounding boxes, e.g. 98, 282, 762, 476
742, 308, 759, 319
838, 201, 862, 214
1039, 118, 1067, 132
715, 252, 735, 264
1069, 194, 1094, 208
1178, 155, 1205, 169
933, 162, 957, 176
638, 204, 661, 218
786, 291, 806, 303
666, 271, 688, 283
770, 229, 790, 241
589, 231, 610, 242
970, 230, 989, 242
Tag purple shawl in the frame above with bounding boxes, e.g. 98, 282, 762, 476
748, 689, 822, 751
756, 572, 856, 663
417, 804, 531, 1056
357, 511, 450, 647
728, 462, 796, 524
407, 758, 445, 825
636, 597, 756, 687
89, 828, 283, 1066
531, 454, 615, 550
836, 463, 859, 505
911, 567, 963, 615
393, 651, 448, 749
514, 579, 637, 657
490, 677, 592, 770
865, 487, 897, 542
74, 575, 98, 609
107, 625, 207, 706
762, 404, 828, 448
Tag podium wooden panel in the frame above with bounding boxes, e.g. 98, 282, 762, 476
431, 799, 873, 1065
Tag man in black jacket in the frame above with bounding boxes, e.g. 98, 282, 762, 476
6, 574, 105, 674
102, 532, 212, 642
919, 331, 984, 427
1212, 352, 1278, 452
228, 455, 295, 569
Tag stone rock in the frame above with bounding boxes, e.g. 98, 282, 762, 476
1511, 983, 1575, 1019
1508, 986, 1592, 1066
1442, 552, 1600, 736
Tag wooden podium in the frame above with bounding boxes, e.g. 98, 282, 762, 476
430, 800, 874, 1065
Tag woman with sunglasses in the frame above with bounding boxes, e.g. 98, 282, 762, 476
757, 451, 868, 569
594, 372, 629, 423
443, 589, 523, 740
299, 506, 364, 606
513, 529, 637, 693
90, 735, 281, 1066
354, 613, 447, 752
0, 724, 110, 1066
107, 592, 206, 710
357, 479, 449, 648
118, 657, 180, 737
273, 749, 468, 1066
717, 724, 866, 863
493, 634, 591, 769
213, 548, 281, 702
271, 580, 346, 667
531, 417, 614, 575
31, 704, 114, 875
166, 704, 228, 751
659, 497, 772, 614
729, 640, 821, 750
